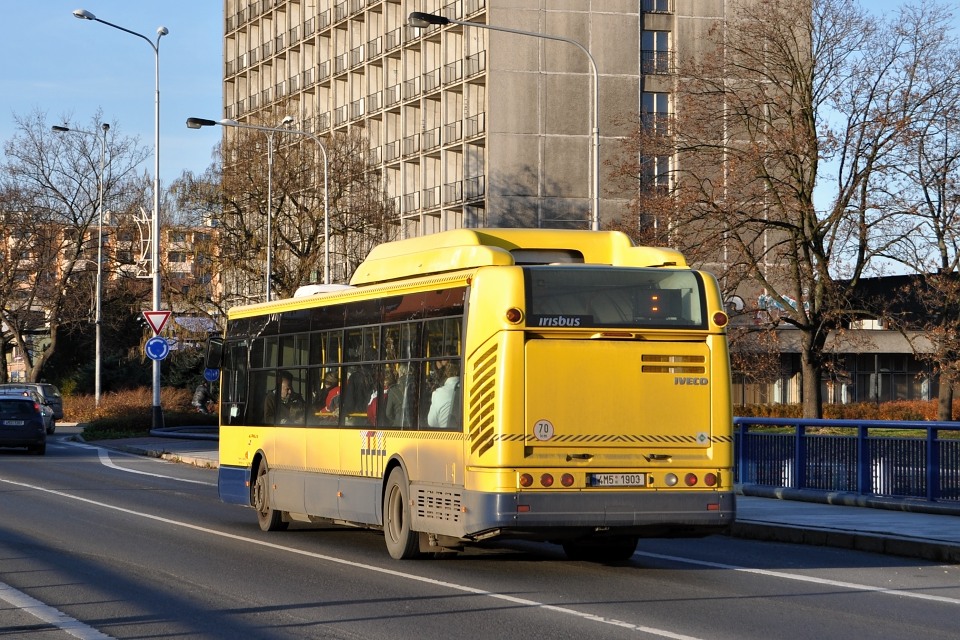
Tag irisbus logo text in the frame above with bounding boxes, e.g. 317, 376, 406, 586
675, 377, 709, 386
535, 315, 583, 327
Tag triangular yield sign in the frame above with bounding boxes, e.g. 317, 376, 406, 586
143, 310, 172, 335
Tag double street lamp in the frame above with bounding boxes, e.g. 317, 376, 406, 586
408, 12, 600, 231
186, 117, 331, 295
52, 123, 109, 408
74, 9, 168, 428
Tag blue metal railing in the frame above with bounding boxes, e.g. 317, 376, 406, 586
734, 417, 960, 503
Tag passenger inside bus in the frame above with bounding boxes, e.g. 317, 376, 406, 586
264, 370, 305, 425
427, 361, 460, 429
315, 370, 341, 414
385, 364, 417, 428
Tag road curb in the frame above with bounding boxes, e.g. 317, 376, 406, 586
729, 520, 960, 564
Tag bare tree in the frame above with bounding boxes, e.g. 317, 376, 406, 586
173, 122, 396, 305
0, 108, 149, 382
874, 13, 960, 419
612, 0, 956, 417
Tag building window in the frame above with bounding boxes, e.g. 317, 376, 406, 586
641, 31, 671, 74
641, 92, 670, 135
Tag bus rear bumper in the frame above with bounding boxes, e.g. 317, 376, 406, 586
460, 490, 735, 540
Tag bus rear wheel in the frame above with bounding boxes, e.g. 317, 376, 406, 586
562, 535, 638, 562
253, 458, 288, 532
383, 468, 421, 559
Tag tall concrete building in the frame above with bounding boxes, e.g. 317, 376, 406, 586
222, 0, 719, 237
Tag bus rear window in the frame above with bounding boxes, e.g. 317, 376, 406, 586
525, 267, 707, 329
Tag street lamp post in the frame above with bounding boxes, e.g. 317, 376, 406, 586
186, 117, 331, 289
408, 12, 600, 231
73, 8, 168, 429
52, 123, 109, 408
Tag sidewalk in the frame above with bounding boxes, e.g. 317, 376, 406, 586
88, 431, 960, 564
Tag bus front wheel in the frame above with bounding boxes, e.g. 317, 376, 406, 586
383, 468, 421, 559
253, 458, 288, 532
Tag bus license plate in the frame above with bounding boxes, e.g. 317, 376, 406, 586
589, 473, 646, 487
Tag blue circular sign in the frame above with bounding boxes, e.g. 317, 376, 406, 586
145, 336, 170, 361
204, 368, 220, 382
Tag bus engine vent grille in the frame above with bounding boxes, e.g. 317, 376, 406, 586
415, 487, 463, 523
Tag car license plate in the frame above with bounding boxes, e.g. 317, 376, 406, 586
2, 420, 25, 426
589, 473, 646, 487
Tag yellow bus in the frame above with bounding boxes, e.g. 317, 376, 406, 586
208, 229, 735, 560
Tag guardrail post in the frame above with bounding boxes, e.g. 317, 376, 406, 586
857, 424, 870, 494
793, 422, 805, 489
927, 426, 939, 502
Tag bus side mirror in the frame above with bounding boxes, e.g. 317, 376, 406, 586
205, 336, 224, 370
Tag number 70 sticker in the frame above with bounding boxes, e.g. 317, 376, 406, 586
533, 419, 555, 441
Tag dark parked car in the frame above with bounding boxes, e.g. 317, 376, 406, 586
0, 395, 46, 455
0, 388, 56, 434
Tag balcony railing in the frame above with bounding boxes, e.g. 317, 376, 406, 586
384, 84, 401, 107
443, 180, 462, 204
423, 127, 441, 151
465, 175, 485, 200
422, 186, 441, 209
402, 77, 421, 100
443, 60, 462, 84
444, 120, 462, 143
641, 50, 674, 75
465, 112, 485, 138
423, 68, 441, 92
465, 51, 486, 78
402, 134, 420, 155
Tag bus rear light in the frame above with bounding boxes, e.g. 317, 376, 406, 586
505, 307, 524, 323
540, 473, 554, 487
704, 473, 718, 487
664, 473, 678, 487
713, 311, 729, 327
684, 473, 698, 486
560, 473, 575, 487
519, 473, 533, 488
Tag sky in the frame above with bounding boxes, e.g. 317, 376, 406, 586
0, 1, 223, 186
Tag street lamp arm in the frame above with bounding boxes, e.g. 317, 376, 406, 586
73, 9, 167, 53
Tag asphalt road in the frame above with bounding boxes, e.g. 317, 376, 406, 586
1, 430, 959, 639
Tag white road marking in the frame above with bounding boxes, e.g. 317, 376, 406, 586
0, 580, 114, 639
633, 550, 960, 605
0, 476, 702, 639
63, 440, 215, 486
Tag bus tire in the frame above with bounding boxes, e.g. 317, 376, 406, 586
253, 458, 288, 532
383, 468, 421, 559
562, 535, 638, 563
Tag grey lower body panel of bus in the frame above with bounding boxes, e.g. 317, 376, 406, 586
265, 469, 734, 542
409, 484, 735, 542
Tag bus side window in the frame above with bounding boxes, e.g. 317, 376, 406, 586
342, 363, 376, 425
250, 370, 273, 426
